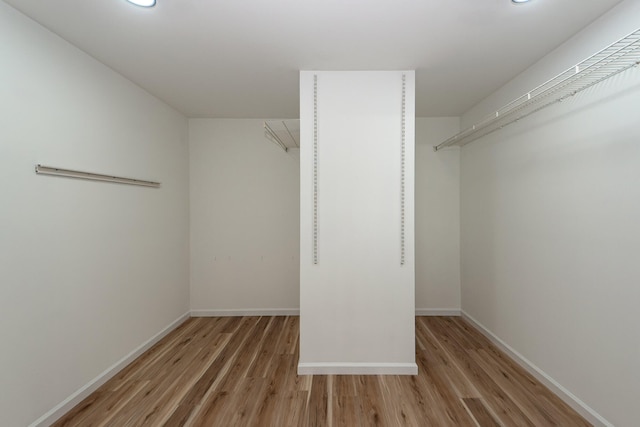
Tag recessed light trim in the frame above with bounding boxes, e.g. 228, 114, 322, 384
126, 0, 156, 7
512, 0, 531, 3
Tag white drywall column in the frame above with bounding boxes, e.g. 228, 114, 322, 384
299, 71, 417, 375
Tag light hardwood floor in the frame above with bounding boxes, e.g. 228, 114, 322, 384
53, 316, 591, 426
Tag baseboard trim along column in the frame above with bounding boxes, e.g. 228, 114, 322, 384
297, 363, 418, 375
461, 311, 613, 427
29, 311, 191, 427
191, 308, 300, 317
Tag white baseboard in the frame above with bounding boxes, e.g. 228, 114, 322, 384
191, 308, 458, 317
298, 362, 418, 375
415, 308, 461, 316
461, 311, 612, 427
29, 311, 191, 427
191, 308, 300, 317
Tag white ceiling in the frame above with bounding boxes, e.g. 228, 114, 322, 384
3, 0, 623, 118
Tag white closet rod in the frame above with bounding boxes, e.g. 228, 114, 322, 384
35, 164, 160, 188
434, 27, 640, 151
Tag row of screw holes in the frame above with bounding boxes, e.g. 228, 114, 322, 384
313, 75, 319, 265
401, 74, 406, 266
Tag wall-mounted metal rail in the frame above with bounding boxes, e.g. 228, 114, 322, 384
35, 164, 160, 187
434, 28, 640, 151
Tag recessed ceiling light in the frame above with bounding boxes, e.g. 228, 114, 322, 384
126, 0, 156, 7
512, 0, 531, 3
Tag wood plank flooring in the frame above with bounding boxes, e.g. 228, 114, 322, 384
53, 316, 591, 426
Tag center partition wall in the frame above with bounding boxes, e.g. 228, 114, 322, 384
298, 71, 417, 375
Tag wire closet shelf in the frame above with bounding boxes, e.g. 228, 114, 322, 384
433, 28, 640, 151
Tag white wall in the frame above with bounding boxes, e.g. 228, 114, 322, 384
0, 4, 190, 426
299, 71, 416, 374
415, 118, 460, 312
460, 1, 640, 425
189, 119, 300, 313
189, 117, 460, 315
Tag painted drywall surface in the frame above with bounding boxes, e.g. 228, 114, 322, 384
299, 71, 416, 369
189, 119, 300, 311
189, 117, 459, 314
460, 2, 640, 424
415, 118, 461, 311
0, 4, 189, 426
